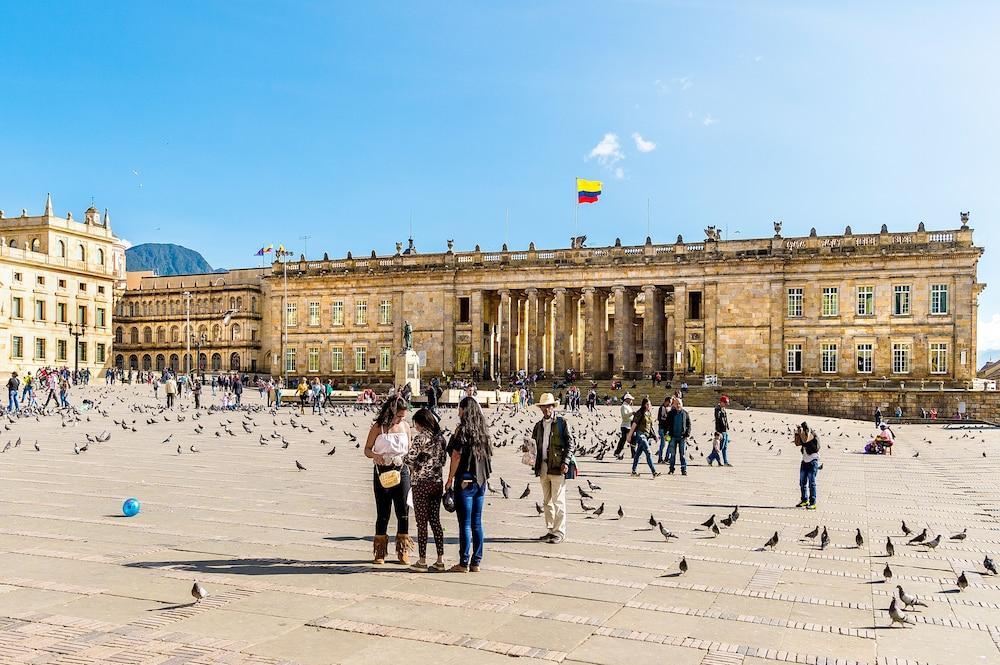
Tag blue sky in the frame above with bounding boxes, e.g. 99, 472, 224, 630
2, 1, 998, 362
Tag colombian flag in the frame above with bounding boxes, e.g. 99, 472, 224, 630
577, 178, 602, 204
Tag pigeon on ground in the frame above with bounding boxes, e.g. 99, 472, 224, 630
957, 571, 968, 591
888, 597, 912, 627
883, 564, 893, 582
984, 556, 998, 575
587, 479, 602, 491
295, 460, 306, 471
923, 534, 942, 550
907, 529, 927, 545
820, 527, 830, 550
901, 521, 912, 536
535, 502, 543, 515
33, 441, 39, 451
701, 515, 716, 528
804, 526, 819, 540
191, 581, 208, 603
886, 537, 895, 557
949, 529, 967, 541
649, 514, 657, 529
658, 523, 678, 540
678, 557, 688, 574
190, 445, 199, 453
617, 506, 624, 519
578, 486, 593, 499
764, 531, 779, 550
519, 484, 531, 499
592, 503, 605, 517
896, 585, 927, 609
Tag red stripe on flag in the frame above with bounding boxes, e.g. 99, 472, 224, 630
578, 195, 599, 203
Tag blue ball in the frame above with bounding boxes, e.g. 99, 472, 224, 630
122, 498, 140, 517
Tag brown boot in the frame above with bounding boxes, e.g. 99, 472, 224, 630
395, 534, 414, 565
373, 535, 389, 564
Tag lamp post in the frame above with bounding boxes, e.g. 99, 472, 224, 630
67, 322, 85, 382
191, 332, 207, 379
182, 291, 192, 374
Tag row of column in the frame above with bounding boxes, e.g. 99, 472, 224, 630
485, 286, 676, 378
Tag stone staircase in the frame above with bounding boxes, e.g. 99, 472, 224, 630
534, 380, 729, 408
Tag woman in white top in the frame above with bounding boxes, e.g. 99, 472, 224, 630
364, 395, 413, 565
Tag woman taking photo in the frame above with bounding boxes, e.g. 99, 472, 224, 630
625, 396, 660, 477
445, 396, 493, 572
405, 407, 448, 571
364, 396, 413, 564
794, 421, 820, 509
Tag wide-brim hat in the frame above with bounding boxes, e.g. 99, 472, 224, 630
623, 392, 634, 401
536, 392, 558, 407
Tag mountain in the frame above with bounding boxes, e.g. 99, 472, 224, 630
125, 243, 214, 276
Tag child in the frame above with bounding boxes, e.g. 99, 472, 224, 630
707, 432, 723, 466
221, 392, 232, 410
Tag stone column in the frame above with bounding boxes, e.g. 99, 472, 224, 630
665, 313, 675, 374
471, 290, 483, 375
703, 281, 717, 376
582, 287, 597, 374
612, 285, 635, 376
552, 287, 567, 374
673, 283, 687, 378
642, 285, 664, 375
498, 289, 510, 379
525, 288, 539, 372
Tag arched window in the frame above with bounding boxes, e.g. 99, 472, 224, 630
128, 355, 138, 370
231, 324, 241, 341
56, 240, 65, 257
115, 354, 124, 369
156, 327, 165, 343
211, 353, 222, 371
128, 303, 135, 316
9, 239, 17, 249
212, 324, 221, 341
229, 296, 236, 310
115, 327, 124, 344
77, 244, 86, 261
170, 326, 179, 342
155, 354, 165, 371
198, 353, 207, 371
143, 327, 152, 343
96, 248, 105, 265
251, 296, 257, 312
142, 354, 152, 371
236, 296, 243, 310
169, 354, 179, 371
129, 327, 139, 344
30, 238, 40, 252
229, 352, 241, 371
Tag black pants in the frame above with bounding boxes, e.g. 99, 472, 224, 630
615, 427, 631, 456
374, 465, 411, 535
166, 394, 175, 408
44, 389, 58, 408
193, 393, 200, 408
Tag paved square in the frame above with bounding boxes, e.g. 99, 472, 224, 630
1, 386, 999, 665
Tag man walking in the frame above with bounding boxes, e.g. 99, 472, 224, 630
191, 375, 202, 409
614, 393, 634, 459
164, 374, 177, 409
43, 371, 60, 409
6, 372, 20, 412
665, 396, 692, 475
530, 393, 573, 544
708, 395, 731, 466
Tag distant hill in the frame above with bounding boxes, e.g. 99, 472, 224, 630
125, 243, 214, 276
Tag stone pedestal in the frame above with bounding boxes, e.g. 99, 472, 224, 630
395, 349, 421, 395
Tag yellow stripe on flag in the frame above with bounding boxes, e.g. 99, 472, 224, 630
576, 178, 602, 193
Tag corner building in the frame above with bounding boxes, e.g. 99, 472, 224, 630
257, 219, 982, 384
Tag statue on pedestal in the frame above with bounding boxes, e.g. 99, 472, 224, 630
402, 320, 413, 351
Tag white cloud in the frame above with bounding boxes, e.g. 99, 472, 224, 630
702, 114, 717, 127
587, 133, 624, 167
676, 76, 693, 91
754, 55, 764, 62
614, 167, 625, 180
632, 132, 656, 153
979, 313, 1000, 350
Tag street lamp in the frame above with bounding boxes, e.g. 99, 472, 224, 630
67, 322, 85, 382
191, 332, 208, 378
182, 291, 192, 374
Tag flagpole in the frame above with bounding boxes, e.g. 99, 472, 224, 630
505, 208, 509, 249
574, 177, 579, 242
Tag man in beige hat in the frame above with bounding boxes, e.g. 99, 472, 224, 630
529, 392, 573, 543
614, 392, 635, 459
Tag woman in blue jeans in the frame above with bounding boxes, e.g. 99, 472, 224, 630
626, 397, 661, 477
794, 422, 820, 509
445, 396, 493, 572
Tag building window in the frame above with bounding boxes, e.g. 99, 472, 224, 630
308, 302, 320, 326
308, 348, 320, 372
379, 299, 392, 325
57, 339, 67, 361
355, 346, 367, 372
79, 282, 87, 292
786, 343, 802, 373
856, 343, 873, 374
12, 297, 23, 319
856, 286, 874, 316
893, 285, 911, 315
77, 305, 87, 325
34, 338, 46, 360
12, 336, 23, 359
96, 308, 106, 327
286, 302, 298, 326
786, 288, 803, 318
892, 342, 911, 374
820, 343, 838, 373
459, 297, 471, 323
821, 287, 839, 317
36, 276, 45, 286
331, 347, 344, 372
96, 343, 106, 363
97, 285, 105, 294
13, 272, 21, 282
77, 341, 87, 362
930, 284, 948, 315
57, 279, 66, 289
379, 346, 391, 372
356, 300, 368, 326
332, 300, 344, 326
96, 248, 105, 265
34, 300, 45, 321
57, 302, 67, 323
285, 348, 296, 372
929, 342, 948, 374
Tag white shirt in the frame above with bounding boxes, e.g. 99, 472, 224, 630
541, 417, 552, 461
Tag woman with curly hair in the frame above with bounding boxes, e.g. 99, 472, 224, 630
445, 396, 493, 572
364, 395, 413, 564
404, 408, 448, 571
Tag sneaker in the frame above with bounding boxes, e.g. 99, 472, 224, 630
668, 469, 675, 475
537, 533, 553, 540
806, 503, 817, 510
630, 472, 640, 477
409, 561, 428, 572
447, 563, 469, 573
681, 469, 687, 476
430, 561, 447, 572
547, 535, 564, 544
795, 500, 809, 508
652, 472, 662, 478
724, 463, 733, 467
469, 564, 481, 572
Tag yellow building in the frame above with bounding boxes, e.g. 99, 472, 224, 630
0, 194, 126, 376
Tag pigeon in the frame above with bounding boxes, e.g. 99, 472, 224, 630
764, 531, 779, 550
535, 502, 543, 515
191, 581, 208, 603
162, 434, 173, 444
888, 597, 912, 627
856, 529, 864, 548
295, 460, 306, 471
578, 486, 593, 499
519, 484, 531, 499
804, 526, 820, 540
701, 515, 716, 528
907, 529, 927, 545
984, 556, 998, 575
617, 505, 624, 519
912, 451, 918, 458
33, 441, 40, 452
592, 503, 605, 517
886, 537, 895, 557
949, 529, 967, 541
957, 571, 968, 591
177, 445, 182, 455
587, 479, 602, 491
901, 521, 912, 536
720, 516, 733, 528
896, 585, 927, 609
883, 564, 893, 582
580, 498, 594, 512
658, 522, 678, 540
711, 523, 720, 537
189, 445, 199, 453
820, 527, 830, 550
923, 534, 941, 550
327, 447, 336, 455
730, 506, 740, 521
678, 557, 688, 574
649, 514, 657, 529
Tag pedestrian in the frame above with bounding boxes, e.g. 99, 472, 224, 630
58, 374, 70, 407
164, 374, 177, 408
586, 388, 596, 412
6, 372, 19, 411
708, 395, 731, 466
529, 392, 573, 544
794, 422, 820, 509
874, 406, 882, 427
626, 397, 660, 477
152, 376, 160, 400
655, 395, 671, 463
445, 396, 492, 572
190, 375, 202, 409
405, 407, 448, 572
365, 396, 413, 565
614, 393, 635, 459
664, 396, 692, 475
21, 372, 35, 408
43, 371, 59, 409
296, 378, 308, 415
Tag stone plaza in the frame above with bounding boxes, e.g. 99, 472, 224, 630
1, 386, 998, 665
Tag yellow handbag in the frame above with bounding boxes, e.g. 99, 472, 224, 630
378, 469, 401, 489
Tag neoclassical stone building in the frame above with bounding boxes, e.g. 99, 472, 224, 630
118, 218, 984, 385
0, 195, 126, 376
114, 269, 265, 373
